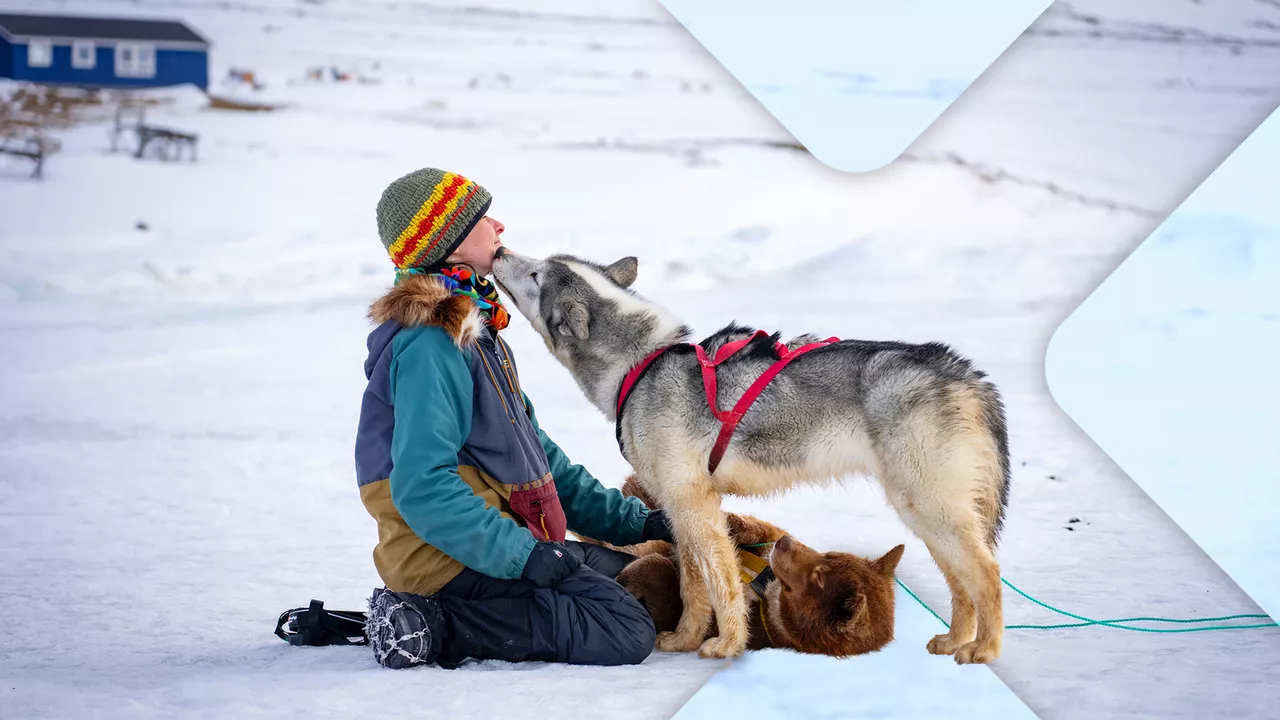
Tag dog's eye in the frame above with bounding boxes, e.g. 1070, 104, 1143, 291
781, 582, 791, 593
530, 272, 539, 283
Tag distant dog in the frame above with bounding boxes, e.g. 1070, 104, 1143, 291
589, 476, 904, 657
493, 252, 1009, 664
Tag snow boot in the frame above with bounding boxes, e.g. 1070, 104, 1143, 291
366, 587, 444, 669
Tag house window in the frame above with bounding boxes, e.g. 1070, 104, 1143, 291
27, 38, 53, 68
115, 42, 156, 78
72, 40, 96, 70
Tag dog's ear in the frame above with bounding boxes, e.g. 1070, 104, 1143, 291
841, 590, 869, 630
873, 544, 905, 576
604, 256, 638, 288
552, 297, 590, 340
809, 564, 830, 590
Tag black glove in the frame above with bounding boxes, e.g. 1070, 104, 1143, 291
520, 542, 582, 588
641, 509, 676, 544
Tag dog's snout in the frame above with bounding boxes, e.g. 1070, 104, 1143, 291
493, 246, 507, 260
775, 535, 791, 552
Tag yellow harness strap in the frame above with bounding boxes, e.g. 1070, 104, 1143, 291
736, 548, 776, 646
737, 548, 771, 588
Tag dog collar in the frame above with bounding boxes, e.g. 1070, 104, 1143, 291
737, 547, 778, 647
737, 547, 776, 600
758, 597, 775, 648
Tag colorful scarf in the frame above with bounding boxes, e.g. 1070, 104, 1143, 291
398, 264, 510, 331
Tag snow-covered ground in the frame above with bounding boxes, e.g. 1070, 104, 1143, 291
3, 1, 1280, 718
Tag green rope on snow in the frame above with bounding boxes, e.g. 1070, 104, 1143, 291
744, 540, 1277, 634
895, 576, 951, 627
894, 576, 1279, 634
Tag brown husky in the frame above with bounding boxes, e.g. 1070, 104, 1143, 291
595, 477, 905, 657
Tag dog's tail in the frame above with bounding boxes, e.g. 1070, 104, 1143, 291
572, 476, 674, 558
620, 474, 656, 506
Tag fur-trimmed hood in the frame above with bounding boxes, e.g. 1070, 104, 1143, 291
368, 274, 483, 348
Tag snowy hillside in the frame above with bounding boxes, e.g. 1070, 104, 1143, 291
3, 0, 1280, 718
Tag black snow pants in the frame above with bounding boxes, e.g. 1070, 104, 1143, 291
432, 541, 655, 668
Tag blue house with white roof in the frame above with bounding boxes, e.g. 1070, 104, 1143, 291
0, 12, 210, 91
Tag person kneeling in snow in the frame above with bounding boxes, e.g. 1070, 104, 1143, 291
355, 167, 673, 669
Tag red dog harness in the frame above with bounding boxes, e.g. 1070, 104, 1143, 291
615, 330, 839, 474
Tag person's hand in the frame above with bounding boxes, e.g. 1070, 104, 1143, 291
642, 509, 676, 544
520, 542, 582, 587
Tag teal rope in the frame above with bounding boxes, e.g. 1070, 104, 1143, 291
895, 577, 950, 627
742, 541, 1275, 634
895, 576, 1278, 633
1003, 617, 1280, 631
1000, 578, 1276, 633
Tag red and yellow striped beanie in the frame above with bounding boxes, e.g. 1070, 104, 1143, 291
375, 167, 493, 272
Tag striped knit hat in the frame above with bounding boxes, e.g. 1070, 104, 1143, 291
376, 167, 493, 272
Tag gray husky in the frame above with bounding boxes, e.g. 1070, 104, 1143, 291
492, 251, 1010, 664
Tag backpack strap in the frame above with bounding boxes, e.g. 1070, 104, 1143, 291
274, 599, 370, 647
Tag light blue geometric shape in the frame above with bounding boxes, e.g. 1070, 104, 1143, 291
659, 0, 1052, 173
671, 586, 1040, 720
1047, 108, 1280, 623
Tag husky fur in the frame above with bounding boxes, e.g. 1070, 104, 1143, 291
586, 476, 903, 656
493, 251, 1010, 664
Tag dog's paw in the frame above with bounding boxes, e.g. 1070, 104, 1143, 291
926, 633, 966, 656
953, 639, 1001, 665
697, 635, 746, 659
656, 631, 702, 653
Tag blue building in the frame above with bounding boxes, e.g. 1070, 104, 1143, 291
0, 12, 209, 91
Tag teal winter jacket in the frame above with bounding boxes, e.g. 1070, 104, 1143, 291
354, 274, 649, 595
